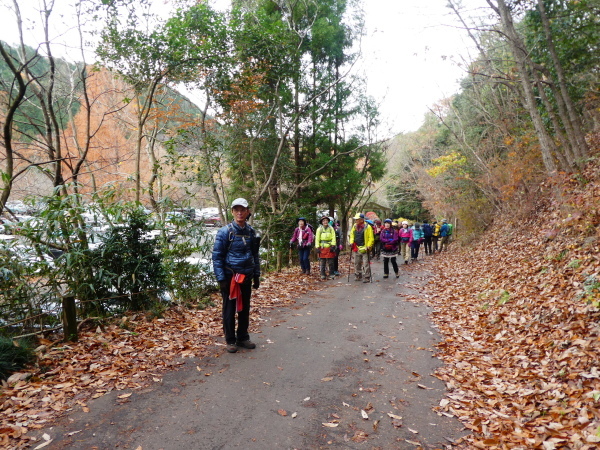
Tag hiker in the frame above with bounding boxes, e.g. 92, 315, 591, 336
439, 219, 450, 251
212, 198, 261, 354
379, 218, 399, 279
422, 220, 433, 255
289, 217, 314, 274
333, 220, 342, 276
432, 220, 440, 253
373, 219, 382, 261
349, 213, 374, 282
411, 222, 424, 261
315, 216, 337, 280
398, 221, 413, 264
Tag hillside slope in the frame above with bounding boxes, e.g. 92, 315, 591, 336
418, 161, 600, 448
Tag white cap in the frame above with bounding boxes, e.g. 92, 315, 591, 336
231, 198, 249, 208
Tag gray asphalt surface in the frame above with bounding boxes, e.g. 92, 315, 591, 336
41, 260, 466, 449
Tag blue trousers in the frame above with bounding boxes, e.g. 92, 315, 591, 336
298, 246, 311, 273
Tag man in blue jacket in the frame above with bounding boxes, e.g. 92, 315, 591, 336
439, 219, 450, 252
212, 198, 261, 353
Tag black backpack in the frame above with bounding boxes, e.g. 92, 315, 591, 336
422, 223, 432, 237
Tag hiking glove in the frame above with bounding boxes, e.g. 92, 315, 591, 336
253, 277, 260, 289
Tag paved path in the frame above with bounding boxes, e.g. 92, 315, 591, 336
41, 261, 466, 449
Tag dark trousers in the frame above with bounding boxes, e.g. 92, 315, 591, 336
383, 257, 398, 275
319, 257, 334, 277
373, 240, 381, 259
432, 236, 439, 253
298, 246, 311, 273
220, 278, 252, 345
424, 237, 432, 254
411, 241, 421, 259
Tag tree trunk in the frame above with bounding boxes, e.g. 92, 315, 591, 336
0, 43, 26, 216
146, 125, 160, 210
536, 0, 589, 160
490, 0, 558, 175
534, 78, 574, 170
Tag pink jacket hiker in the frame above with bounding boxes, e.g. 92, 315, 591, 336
290, 226, 314, 248
398, 227, 413, 244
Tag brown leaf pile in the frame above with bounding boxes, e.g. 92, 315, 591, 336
0, 267, 320, 448
411, 166, 600, 449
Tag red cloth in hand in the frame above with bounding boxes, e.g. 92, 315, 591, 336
229, 273, 246, 312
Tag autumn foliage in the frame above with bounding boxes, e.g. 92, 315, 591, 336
0, 269, 318, 448
410, 161, 600, 448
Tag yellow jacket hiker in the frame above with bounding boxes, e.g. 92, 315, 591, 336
316, 216, 337, 280
349, 213, 374, 282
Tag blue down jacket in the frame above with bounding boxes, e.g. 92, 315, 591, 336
212, 221, 260, 282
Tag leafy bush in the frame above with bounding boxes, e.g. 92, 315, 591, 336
0, 189, 219, 335
93, 208, 166, 311
0, 337, 35, 381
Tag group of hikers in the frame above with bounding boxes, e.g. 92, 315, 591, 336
289, 213, 454, 282
211, 197, 453, 353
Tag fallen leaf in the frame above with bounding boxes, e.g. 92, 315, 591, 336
277, 409, 288, 416
322, 422, 339, 428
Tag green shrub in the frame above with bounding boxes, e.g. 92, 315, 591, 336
0, 337, 35, 381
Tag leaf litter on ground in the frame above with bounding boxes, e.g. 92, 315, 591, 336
0, 267, 321, 448
404, 165, 600, 449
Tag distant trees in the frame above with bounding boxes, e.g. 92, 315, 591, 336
384, 0, 598, 235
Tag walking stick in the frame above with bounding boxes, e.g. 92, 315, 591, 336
288, 246, 292, 267
347, 250, 353, 282
366, 247, 373, 282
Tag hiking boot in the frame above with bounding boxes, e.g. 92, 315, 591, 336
404, 260, 408, 265
334, 271, 340, 276
362, 278, 370, 283
226, 343, 238, 353
236, 340, 256, 349
321, 275, 326, 280
395, 272, 399, 278
383, 274, 389, 279
329, 275, 335, 280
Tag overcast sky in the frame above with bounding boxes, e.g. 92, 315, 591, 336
0, 0, 481, 136
359, 0, 479, 134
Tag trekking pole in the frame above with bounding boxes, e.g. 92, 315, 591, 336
366, 248, 373, 282
347, 250, 353, 282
